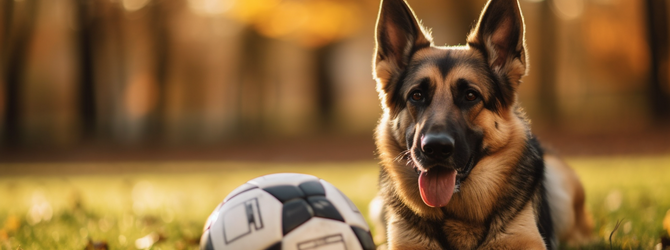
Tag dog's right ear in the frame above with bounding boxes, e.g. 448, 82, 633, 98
374, 0, 431, 114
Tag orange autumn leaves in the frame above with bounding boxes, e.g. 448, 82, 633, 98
189, 0, 362, 48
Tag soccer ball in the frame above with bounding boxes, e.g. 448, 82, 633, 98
200, 173, 376, 250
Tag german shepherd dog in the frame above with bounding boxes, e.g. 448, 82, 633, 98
370, 0, 593, 249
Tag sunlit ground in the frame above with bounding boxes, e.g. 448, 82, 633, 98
1, 156, 669, 249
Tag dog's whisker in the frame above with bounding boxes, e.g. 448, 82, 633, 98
393, 150, 411, 163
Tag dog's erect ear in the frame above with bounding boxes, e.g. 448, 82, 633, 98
467, 0, 527, 88
374, 0, 431, 114
374, 0, 431, 75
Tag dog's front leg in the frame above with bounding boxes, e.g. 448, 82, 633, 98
385, 213, 442, 250
478, 203, 548, 250
478, 236, 547, 250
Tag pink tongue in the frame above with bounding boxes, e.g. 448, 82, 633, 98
418, 168, 457, 207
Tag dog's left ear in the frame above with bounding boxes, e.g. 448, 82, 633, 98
374, 0, 432, 116
374, 0, 432, 72
467, 0, 527, 89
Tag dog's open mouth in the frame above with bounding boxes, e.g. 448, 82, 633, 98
417, 167, 457, 208
409, 148, 476, 208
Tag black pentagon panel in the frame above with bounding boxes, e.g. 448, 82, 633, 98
282, 199, 313, 235
199, 229, 215, 250
263, 185, 305, 203
264, 242, 282, 250
298, 181, 325, 197
307, 196, 344, 222
351, 226, 376, 250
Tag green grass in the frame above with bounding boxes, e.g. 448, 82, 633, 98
567, 156, 670, 249
0, 157, 669, 249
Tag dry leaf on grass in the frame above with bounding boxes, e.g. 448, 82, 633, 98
84, 239, 109, 250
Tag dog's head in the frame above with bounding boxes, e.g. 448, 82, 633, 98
374, 0, 528, 209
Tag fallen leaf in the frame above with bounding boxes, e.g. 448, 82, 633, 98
140, 216, 160, 226
84, 239, 109, 250
186, 236, 201, 245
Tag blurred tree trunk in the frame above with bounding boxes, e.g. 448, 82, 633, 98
2, 0, 39, 146
73, 0, 98, 140
148, 0, 171, 141
644, 0, 670, 122
315, 43, 337, 131
1, 0, 13, 125
537, 0, 559, 125
2, 0, 13, 50
105, 2, 128, 141
237, 28, 268, 135
449, 0, 480, 38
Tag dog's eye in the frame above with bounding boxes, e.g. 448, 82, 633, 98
411, 91, 424, 102
465, 90, 478, 101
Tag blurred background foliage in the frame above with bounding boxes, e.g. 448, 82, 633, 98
0, 0, 668, 155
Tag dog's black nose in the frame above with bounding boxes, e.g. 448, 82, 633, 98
421, 134, 454, 159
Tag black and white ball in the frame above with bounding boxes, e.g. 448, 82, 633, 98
200, 173, 376, 250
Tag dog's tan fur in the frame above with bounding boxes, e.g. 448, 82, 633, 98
544, 154, 594, 246
371, 0, 592, 249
